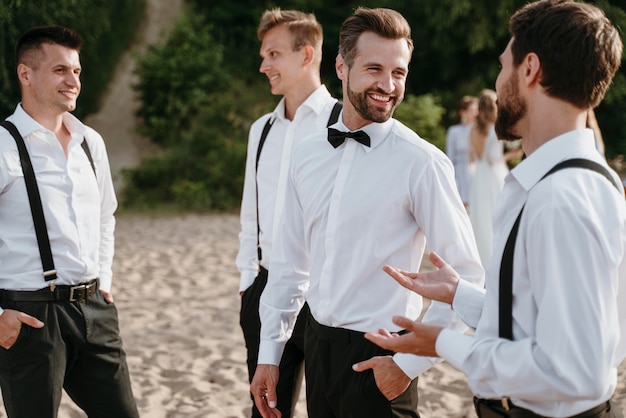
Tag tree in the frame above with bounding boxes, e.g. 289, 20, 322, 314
0, 0, 145, 118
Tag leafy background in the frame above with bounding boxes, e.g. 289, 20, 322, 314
1, 0, 625, 212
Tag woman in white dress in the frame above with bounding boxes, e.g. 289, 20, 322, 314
445, 96, 478, 209
468, 89, 510, 268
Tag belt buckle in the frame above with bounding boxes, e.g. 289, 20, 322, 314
69, 284, 86, 302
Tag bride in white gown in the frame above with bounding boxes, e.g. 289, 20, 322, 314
468, 89, 510, 268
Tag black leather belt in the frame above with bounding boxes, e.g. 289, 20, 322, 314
474, 397, 612, 418
0, 279, 99, 302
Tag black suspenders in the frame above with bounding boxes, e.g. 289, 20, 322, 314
1, 120, 96, 282
499, 158, 621, 339
255, 101, 343, 262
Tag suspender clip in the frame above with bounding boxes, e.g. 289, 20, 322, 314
501, 397, 511, 411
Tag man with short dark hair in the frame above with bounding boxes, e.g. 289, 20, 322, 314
366, 1, 626, 417
0, 25, 138, 417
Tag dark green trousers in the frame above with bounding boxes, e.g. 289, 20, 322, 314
0, 290, 138, 418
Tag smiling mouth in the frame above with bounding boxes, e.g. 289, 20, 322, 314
369, 92, 394, 105
60, 90, 78, 98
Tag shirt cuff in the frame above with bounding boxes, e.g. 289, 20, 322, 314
98, 275, 112, 293
435, 328, 474, 371
451, 279, 486, 329
258, 339, 287, 366
393, 352, 438, 379
239, 269, 258, 293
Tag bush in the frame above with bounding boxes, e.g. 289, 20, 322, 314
133, 11, 226, 146
393, 94, 446, 150
121, 78, 274, 212
0, 0, 145, 118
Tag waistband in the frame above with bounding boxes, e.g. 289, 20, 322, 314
307, 312, 407, 343
0, 279, 99, 303
474, 396, 612, 418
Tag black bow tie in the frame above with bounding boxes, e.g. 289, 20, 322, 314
327, 128, 371, 148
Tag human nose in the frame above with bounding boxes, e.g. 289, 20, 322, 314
65, 72, 80, 87
376, 71, 394, 93
259, 57, 270, 74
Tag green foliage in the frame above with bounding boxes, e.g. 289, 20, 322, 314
133, 12, 226, 146
124, 0, 626, 211
0, 0, 145, 118
394, 94, 446, 151
121, 77, 273, 212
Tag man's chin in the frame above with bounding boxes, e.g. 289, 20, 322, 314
495, 124, 522, 141
499, 132, 522, 141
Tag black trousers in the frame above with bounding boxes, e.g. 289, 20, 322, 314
239, 267, 308, 418
0, 289, 138, 418
304, 314, 420, 418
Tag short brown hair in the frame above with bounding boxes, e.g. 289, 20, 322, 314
257, 8, 323, 63
338, 7, 414, 68
509, 0, 623, 108
16, 25, 83, 68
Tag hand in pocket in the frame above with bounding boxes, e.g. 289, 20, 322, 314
0, 309, 44, 349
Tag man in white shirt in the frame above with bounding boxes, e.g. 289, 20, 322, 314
236, 9, 339, 418
250, 7, 483, 418
0, 26, 138, 417
365, 1, 625, 417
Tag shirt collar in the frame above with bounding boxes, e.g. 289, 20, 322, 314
510, 128, 600, 191
270, 85, 333, 124
10, 103, 87, 140
328, 112, 393, 151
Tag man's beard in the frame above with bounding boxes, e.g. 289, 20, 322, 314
347, 77, 399, 123
495, 72, 526, 141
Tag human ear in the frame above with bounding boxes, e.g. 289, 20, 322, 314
335, 54, 346, 81
523, 53, 542, 86
16, 63, 31, 86
302, 45, 314, 66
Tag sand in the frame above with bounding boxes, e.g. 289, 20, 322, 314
0, 213, 620, 418
1, 0, 621, 415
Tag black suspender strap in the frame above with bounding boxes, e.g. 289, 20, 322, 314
327, 101, 343, 127
255, 118, 274, 261
499, 158, 620, 340
254, 101, 343, 263
81, 139, 96, 177
1, 120, 57, 281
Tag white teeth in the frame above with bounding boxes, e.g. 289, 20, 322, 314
371, 94, 390, 102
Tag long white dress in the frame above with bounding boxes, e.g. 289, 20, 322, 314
445, 123, 474, 205
468, 127, 509, 268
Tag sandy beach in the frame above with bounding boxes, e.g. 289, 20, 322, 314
1, 0, 622, 415
0, 213, 620, 418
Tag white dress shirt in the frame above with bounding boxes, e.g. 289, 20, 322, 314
259, 114, 484, 379
437, 129, 626, 417
445, 123, 474, 204
0, 104, 118, 303
236, 85, 338, 292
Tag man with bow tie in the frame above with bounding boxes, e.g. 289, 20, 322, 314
251, 7, 484, 418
